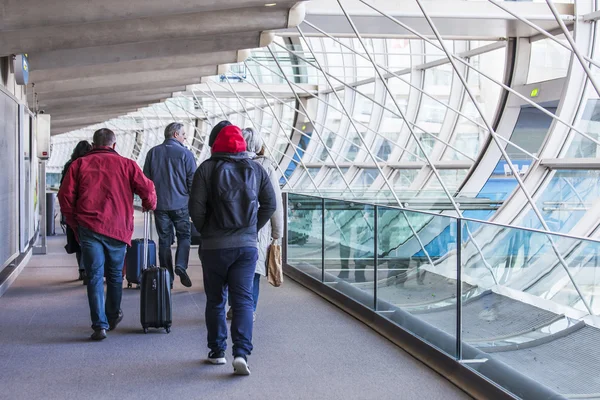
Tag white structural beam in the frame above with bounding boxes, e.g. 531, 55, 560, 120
37, 87, 187, 108
541, 158, 600, 170
286, 0, 574, 39
32, 66, 217, 94
0, 0, 303, 31
182, 82, 318, 99
0, 5, 301, 56
52, 111, 139, 124
48, 95, 171, 114
49, 106, 142, 119
30, 51, 247, 82
28, 32, 264, 71
41, 91, 179, 110
33, 80, 196, 101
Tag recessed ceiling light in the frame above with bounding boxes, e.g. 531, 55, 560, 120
265, 3, 277, 6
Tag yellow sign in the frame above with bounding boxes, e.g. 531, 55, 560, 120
530, 88, 540, 98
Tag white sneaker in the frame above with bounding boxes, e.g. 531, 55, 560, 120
232, 356, 251, 376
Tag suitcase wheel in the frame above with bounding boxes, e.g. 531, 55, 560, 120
143, 327, 148, 334
136, 284, 141, 290
127, 282, 132, 288
165, 327, 171, 334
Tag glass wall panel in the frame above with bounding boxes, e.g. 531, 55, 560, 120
324, 199, 375, 308
321, 167, 350, 189
565, 99, 600, 158
517, 170, 600, 233
293, 167, 321, 189
527, 35, 571, 84
460, 219, 600, 397
378, 207, 458, 358
287, 194, 323, 280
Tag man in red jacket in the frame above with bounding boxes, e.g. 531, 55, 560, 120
59, 128, 157, 341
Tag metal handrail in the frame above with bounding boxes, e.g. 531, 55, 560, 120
285, 191, 600, 248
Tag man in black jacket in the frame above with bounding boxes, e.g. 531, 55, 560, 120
189, 125, 276, 376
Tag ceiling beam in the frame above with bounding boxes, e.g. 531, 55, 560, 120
48, 99, 168, 115
47, 94, 172, 113
28, 32, 264, 71
38, 87, 187, 108
0, 0, 303, 31
0, 6, 296, 56
31, 67, 214, 94
30, 51, 247, 82
33, 80, 194, 101
52, 111, 138, 124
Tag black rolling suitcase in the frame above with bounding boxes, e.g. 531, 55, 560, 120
126, 213, 157, 289
139, 212, 172, 334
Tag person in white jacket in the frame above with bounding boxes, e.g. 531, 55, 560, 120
227, 127, 284, 321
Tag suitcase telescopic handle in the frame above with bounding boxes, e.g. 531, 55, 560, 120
143, 211, 150, 270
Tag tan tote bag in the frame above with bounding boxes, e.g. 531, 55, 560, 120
267, 239, 283, 287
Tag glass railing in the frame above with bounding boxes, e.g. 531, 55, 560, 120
285, 192, 600, 399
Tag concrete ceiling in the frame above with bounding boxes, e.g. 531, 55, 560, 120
0, 0, 308, 134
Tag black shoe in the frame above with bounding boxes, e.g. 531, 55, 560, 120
338, 270, 349, 279
91, 329, 107, 341
108, 310, 123, 331
82, 271, 89, 286
78, 270, 85, 281
207, 350, 226, 365
175, 267, 192, 288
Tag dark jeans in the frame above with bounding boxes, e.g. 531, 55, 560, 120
200, 247, 258, 358
79, 227, 127, 330
228, 273, 261, 312
154, 208, 191, 283
75, 251, 82, 271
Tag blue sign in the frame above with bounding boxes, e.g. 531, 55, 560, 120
14, 54, 29, 85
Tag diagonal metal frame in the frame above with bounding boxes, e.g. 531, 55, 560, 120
265, 43, 409, 255
301, 22, 540, 162
221, 76, 292, 187
247, 55, 427, 162
359, 0, 600, 152
211, 76, 357, 166
270, 41, 479, 163
294, 28, 436, 267
545, 0, 600, 98
335, 1, 499, 283
192, 82, 318, 191
487, 0, 600, 70
224, 66, 398, 164
203, 78, 361, 166
257, 51, 357, 197
410, 0, 593, 313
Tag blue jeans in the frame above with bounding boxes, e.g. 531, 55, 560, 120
79, 227, 127, 330
228, 273, 261, 312
154, 207, 191, 282
200, 247, 257, 357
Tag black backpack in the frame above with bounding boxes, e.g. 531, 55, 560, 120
210, 158, 258, 229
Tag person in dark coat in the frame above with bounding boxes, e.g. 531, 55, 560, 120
60, 140, 92, 283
